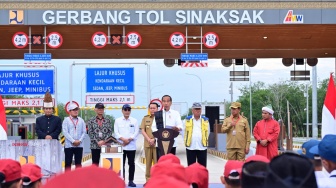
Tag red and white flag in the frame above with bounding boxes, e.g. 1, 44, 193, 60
0, 95, 7, 140
321, 74, 336, 137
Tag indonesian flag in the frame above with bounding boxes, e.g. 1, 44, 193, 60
321, 74, 336, 137
0, 95, 7, 140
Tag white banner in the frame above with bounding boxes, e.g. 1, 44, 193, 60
2, 98, 55, 107
86, 95, 135, 104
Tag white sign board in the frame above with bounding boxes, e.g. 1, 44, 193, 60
3, 98, 55, 107
86, 95, 135, 104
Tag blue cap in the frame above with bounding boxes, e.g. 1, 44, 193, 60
309, 134, 336, 163
297, 139, 320, 159
122, 104, 131, 109
192, 102, 202, 108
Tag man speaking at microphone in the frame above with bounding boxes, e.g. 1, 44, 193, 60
151, 95, 183, 159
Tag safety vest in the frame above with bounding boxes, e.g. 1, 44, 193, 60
184, 116, 209, 147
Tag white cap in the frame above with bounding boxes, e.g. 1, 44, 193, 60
68, 103, 79, 111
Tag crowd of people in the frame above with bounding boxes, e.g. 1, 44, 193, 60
1, 91, 335, 187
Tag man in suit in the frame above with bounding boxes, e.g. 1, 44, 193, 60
36, 91, 62, 140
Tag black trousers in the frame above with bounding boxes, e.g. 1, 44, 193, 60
91, 149, 101, 166
157, 147, 176, 161
186, 149, 207, 167
123, 150, 136, 181
64, 147, 83, 170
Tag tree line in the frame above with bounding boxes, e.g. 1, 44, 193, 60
237, 79, 329, 138
180, 78, 329, 138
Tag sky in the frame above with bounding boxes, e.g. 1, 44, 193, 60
0, 58, 334, 121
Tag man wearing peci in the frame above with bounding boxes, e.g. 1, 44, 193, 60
140, 102, 158, 183
151, 95, 183, 158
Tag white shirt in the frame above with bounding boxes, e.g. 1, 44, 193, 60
62, 116, 86, 148
316, 170, 336, 188
151, 109, 183, 147
315, 170, 328, 179
114, 116, 139, 151
184, 116, 210, 150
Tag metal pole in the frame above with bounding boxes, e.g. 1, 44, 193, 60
249, 67, 253, 136
54, 66, 58, 115
312, 66, 318, 138
29, 26, 31, 53
306, 84, 309, 138
186, 73, 202, 102
287, 100, 291, 140
44, 26, 46, 54
223, 99, 226, 118
147, 62, 150, 102
80, 76, 86, 117
230, 82, 233, 103
186, 26, 188, 53
69, 62, 74, 105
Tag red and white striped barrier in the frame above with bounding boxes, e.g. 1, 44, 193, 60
181, 62, 208, 68
24, 62, 52, 68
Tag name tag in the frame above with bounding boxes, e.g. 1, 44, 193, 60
232, 130, 236, 136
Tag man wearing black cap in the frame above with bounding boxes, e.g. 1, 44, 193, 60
87, 103, 114, 166
184, 102, 210, 167
114, 104, 139, 187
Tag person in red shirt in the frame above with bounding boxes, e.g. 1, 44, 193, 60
253, 105, 280, 160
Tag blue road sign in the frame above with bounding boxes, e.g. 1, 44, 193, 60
0, 70, 54, 95
24, 53, 52, 61
181, 53, 208, 61
86, 68, 134, 93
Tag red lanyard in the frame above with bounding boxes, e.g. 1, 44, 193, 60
96, 118, 103, 127
70, 117, 79, 130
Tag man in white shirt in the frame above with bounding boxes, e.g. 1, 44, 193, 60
114, 104, 139, 187
310, 134, 336, 187
184, 102, 210, 167
297, 139, 328, 179
62, 103, 86, 171
151, 95, 183, 158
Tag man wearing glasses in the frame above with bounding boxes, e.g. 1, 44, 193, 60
184, 102, 210, 167
87, 103, 114, 166
114, 104, 139, 187
62, 103, 86, 171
